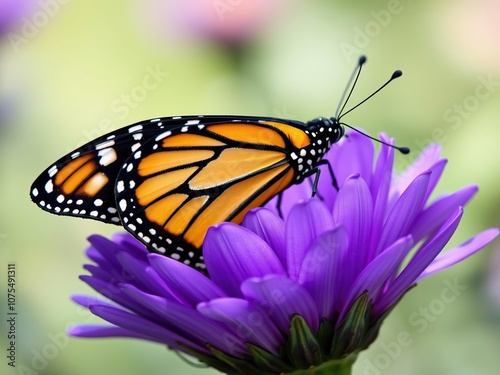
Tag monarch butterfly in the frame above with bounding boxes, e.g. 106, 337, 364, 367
30, 57, 408, 270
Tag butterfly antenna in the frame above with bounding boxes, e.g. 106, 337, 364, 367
338, 69, 403, 121
339, 121, 410, 154
335, 56, 367, 118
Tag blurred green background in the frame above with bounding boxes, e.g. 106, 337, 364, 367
1, 0, 499, 374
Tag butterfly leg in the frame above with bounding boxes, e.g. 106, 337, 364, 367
276, 192, 284, 219
314, 159, 339, 191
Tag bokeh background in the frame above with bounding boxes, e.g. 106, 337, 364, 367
1, 0, 499, 374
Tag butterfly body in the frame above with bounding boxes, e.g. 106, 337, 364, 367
30, 115, 344, 269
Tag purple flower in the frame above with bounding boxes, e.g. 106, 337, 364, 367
69, 132, 498, 374
0, 0, 33, 36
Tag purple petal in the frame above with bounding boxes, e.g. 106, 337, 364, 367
149, 254, 226, 307
391, 144, 441, 196
120, 284, 247, 356
374, 207, 463, 315
410, 185, 478, 243
340, 235, 414, 322
89, 304, 206, 353
376, 172, 430, 255
298, 226, 349, 319
204, 223, 285, 297
332, 174, 373, 272
421, 159, 447, 203
265, 181, 312, 218
198, 298, 283, 355
286, 199, 334, 280
417, 228, 499, 281
242, 208, 287, 268
369, 135, 395, 259
115, 251, 171, 297
331, 131, 375, 188
68, 324, 161, 341
241, 275, 319, 333
71, 294, 118, 309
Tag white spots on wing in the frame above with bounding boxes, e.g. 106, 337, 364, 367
155, 130, 171, 141
129, 180, 135, 189
94, 199, 104, 206
181, 126, 188, 132
45, 180, 53, 193
131, 143, 141, 152
136, 218, 143, 224
70, 152, 80, 159
127, 223, 136, 231
290, 152, 298, 160
32, 188, 39, 197
107, 134, 116, 140
149, 228, 156, 235
116, 180, 125, 193
63, 207, 70, 213
128, 125, 143, 133
198, 124, 205, 129
76, 199, 83, 205
90, 210, 98, 217
172, 116, 181, 119
96, 140, 115, 150
133, 151, 141, 159
171, 253, 180, 260
300, 149, 307, 157
133, 133, 143, 141
54, 207, 61, 213
151, 118, 161, 122
98, 148, 117, 166
119, 199, 127, 211
111, 217, 120, 223
185, 119, 200, 125
126, 163, 133, 172
48, 165, 58, 177
108, 207, 117, 213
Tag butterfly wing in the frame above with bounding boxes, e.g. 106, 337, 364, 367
115, 118, 312, 267
30, 116, 257, 224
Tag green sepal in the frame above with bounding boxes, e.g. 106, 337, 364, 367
247, 343, 294, 373
284, 354, 357, 375
330, 292, 371, 358
316, 318, 335, 357
178, 343, 241, 375
286, 315, 323, 369
206, 344, 268, 375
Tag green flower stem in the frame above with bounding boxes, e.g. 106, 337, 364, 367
283, 355, 356, 375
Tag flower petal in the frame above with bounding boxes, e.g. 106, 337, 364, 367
369, 135, 395, 260
286, 199, 334, 280
198, 298, 283, 355
89, 304, 205, 352
149, 253, 226, 306
68, 324, 160, 341
204, 223, 285, 297
417, 228, 499, 281
374, 207, 463, 315
331, 131, 374, 188
376, 171, 430, 254
391, 144, 441, 196
340, 235, 413, 321
410, 185, 478, 243
333, 174, 373, 272
298, 226, 349, 319
120, 284, 247, 356
241, 275, 319, 333
242, 208, 287, 268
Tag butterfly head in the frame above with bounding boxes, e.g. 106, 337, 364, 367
305, 117, 345, 150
